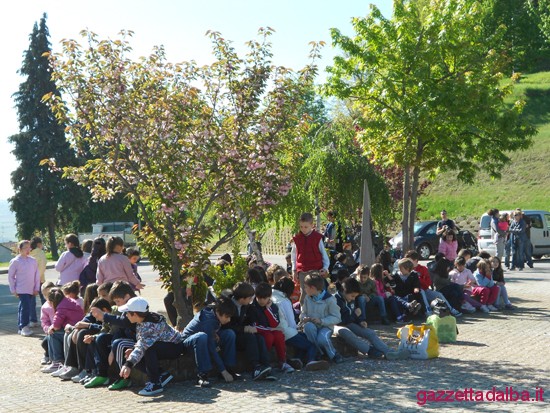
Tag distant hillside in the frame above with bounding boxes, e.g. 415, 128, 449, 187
417, 71, 550, 223
0, 200, 17, 242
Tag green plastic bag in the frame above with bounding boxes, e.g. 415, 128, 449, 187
426, 314, 457, 343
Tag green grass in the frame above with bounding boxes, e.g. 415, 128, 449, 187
417, 71, 550, 221
0, 262, 8, 268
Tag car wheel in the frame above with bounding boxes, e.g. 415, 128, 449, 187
417, 243, 431, 260
533, 255, 542, 260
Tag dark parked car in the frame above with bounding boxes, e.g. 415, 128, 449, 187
390, 221, 478, 260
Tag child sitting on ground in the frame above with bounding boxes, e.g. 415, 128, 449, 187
472, 259, 501, 313
355, 265, 390, 325
39, 282, 56, 365
41, 288, 85, 374
334, 278, 410, 360
490, 256, 515, 310
300, 273, 344, 363
271, 277, 328, 371
182, 295, 238, 387
118, 297, 184, 396
448, 256, 478, 313
385, 259, 423, 321
221, 282, 272, 381
251, 282, 296, 373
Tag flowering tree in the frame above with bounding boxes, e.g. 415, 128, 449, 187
47, 28, 318, 326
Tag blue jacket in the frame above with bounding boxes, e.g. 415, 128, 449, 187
474, 270, 495, 288
183, 306, 226, 371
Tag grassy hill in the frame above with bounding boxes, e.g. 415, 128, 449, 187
417, 71, 550, 224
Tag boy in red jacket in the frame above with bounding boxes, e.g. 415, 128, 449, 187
291, 213, 330, 305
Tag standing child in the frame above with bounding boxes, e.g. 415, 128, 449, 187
96, 236, 144, 290
30, 236, 47, 305
291, 213, 330, 305
55, 234, 87, 285
334, 278, 410, 360
300, 273, 344, 363
8, 240, 40, 336
125, 247, 143, 291
251, 282, 295, 373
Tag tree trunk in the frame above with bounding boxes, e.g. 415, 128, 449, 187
401, 165, 411, 254
48, 213, 58, 260
238, 208, 265, 267
408, 163, 420, 255
360, 179, 375, 266
165, 218, 194, 329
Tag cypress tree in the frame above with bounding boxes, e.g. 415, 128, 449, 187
8, 14, 76, 258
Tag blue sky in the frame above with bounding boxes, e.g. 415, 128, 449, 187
1, 0, 392, 201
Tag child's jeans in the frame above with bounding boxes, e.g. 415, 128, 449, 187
286, 332, 317, 363
17, 293, 33, 330
334, 323, 390, 355
226, 331, 269, 370
421, 289, 454, 314
357, 295, 387, 318
256, 329, 286, 363
495, 284, 510, 306
303, 322, 337, 359
47, 330, 65, 362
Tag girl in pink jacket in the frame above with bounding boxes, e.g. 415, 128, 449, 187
438, 230, 458, 262
8, 240, 40, 337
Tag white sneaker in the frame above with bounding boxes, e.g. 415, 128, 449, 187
280, 362, 295, 374
479, 305, 490, 313
41, 362, 63, 374
461, 302, 476, 313
20, 326, 33, 337
51, 365, 69, 377
487, 305, 499, 311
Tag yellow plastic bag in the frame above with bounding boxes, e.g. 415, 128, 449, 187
397, 323, 439, 359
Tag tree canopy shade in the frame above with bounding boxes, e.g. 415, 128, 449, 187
8, 14, 79, 258
48, 28, 319, 324
324, 0, 536, 252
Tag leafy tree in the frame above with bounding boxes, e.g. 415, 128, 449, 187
8, 14, 80, 259
324, 0, 536, 253
48, 29, 317, 325
480, 0, 550, 73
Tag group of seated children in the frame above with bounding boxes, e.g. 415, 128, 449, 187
35, 268, 413, 396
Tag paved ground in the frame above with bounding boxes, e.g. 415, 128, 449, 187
0, 255, 548, 412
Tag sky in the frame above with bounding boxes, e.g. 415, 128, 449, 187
0, 0, 393, 202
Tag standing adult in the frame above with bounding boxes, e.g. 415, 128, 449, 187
521, 211, 534, 269
436, 210, 456, 238
509, 211, 527, 271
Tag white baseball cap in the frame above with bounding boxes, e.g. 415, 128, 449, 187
118, 296, 149, 313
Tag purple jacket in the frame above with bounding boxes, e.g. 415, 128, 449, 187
55, 249, 87, 285
8, 255, 40, 295
52, 297, 85, 330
